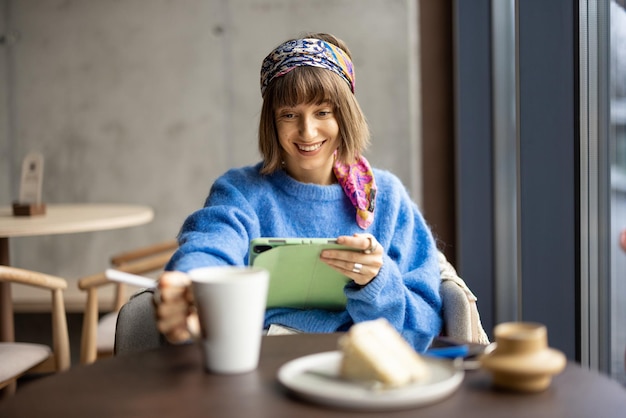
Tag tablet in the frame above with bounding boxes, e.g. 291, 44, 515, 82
249, 238, 358, 310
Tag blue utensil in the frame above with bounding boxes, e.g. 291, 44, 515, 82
424, 345, 470, 359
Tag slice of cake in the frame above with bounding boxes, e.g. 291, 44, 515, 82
338, 318, 430, 388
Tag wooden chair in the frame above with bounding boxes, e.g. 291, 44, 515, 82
77, 239, 177, 365
0, 266, 70, 396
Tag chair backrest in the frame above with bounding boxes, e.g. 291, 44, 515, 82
0, 266, 70, 395
114, 288, 165, 355
77, 239, 177, 364
437, 252, 490, 345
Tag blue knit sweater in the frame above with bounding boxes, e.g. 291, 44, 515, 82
166, 163, 442, 351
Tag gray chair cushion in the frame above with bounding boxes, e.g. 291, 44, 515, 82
438, 252, 490, 345
114, 288, 166, 355
440, 280, 474, 341
0, 342, 51, 383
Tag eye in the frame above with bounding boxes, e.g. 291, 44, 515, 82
276, 107, 298, 119
315, 101, 334, 117
317, 108, 333, 117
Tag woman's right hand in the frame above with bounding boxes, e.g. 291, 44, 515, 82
155, 271, 200, 344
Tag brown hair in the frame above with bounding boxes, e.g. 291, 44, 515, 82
258, 33, 370, 175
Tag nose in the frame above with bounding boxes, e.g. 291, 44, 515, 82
299, 115, 317, 141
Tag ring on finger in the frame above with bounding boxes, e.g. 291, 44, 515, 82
364, 236, 378, 254
352, 262, 363, 274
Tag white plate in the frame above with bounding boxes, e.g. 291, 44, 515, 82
277, 351, 464, 411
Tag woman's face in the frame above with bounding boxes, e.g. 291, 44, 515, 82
275, 102, 340, 185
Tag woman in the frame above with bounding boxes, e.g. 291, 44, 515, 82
156, 33, 442, 351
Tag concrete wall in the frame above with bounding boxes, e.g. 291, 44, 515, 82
0, 0, 420, 309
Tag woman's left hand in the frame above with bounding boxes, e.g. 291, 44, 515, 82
320, 233, 383, 286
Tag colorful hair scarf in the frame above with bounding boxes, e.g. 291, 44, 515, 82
333, 153, 377, 230
260, 38, 355, 97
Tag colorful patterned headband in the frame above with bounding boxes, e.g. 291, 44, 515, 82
260, 38, 355, 97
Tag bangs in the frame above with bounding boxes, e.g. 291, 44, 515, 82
269, 66, 343, 108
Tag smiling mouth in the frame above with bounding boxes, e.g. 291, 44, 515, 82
296, 140, 326, 152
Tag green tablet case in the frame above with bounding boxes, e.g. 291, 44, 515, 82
249, 238, 354, 310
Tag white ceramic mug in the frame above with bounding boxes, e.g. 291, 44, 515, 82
189, 266, 269, 374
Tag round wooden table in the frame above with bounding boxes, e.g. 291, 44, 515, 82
0, 204, 154, 238
1, 334, 625, 417
0, 203, 154, 341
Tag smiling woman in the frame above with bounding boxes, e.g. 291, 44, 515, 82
152, 32, 444, 353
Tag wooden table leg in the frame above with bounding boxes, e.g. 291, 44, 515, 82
0, 237, 15, 342
1, 238, 20, 397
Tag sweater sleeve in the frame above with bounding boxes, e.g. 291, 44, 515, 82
166, 172, 261, 272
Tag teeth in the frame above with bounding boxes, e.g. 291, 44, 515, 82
297, 143, 323, 152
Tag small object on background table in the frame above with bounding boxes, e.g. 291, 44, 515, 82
12, 202, 46, 216
12, 153, 46, 217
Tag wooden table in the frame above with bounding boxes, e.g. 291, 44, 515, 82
0, 203, 154, 342
1, 333, 625, 417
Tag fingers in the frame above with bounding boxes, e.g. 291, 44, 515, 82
346, 261, 377, 285
159, 326, 193, 344
157, 297, 189, 327
155, 271, 196, 344
352, 262, 363, 274
363, 235, 379, 254
158, 311, 199, 344
321, 234, 383, 285
335, 233, 382, 254
158, 271, 191, 301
